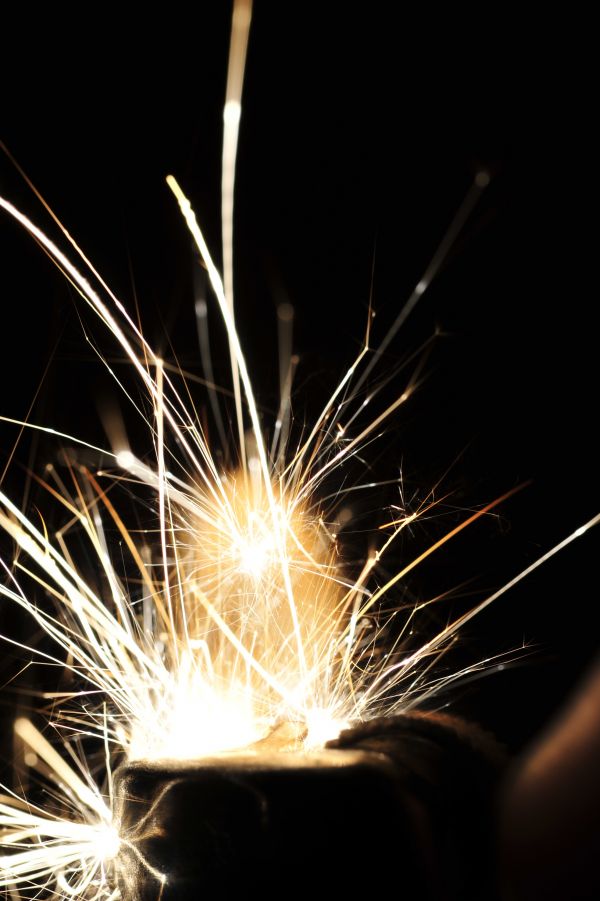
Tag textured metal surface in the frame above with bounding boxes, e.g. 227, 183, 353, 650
114, 715, 503, 899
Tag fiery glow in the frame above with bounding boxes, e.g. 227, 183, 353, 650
0, 2, 598, 898
2, 174, 598, 895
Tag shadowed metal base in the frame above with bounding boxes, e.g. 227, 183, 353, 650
114, 713, 503, 900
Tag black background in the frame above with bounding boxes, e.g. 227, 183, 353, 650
0, 5, 597, 758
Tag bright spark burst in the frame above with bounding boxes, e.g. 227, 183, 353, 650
0, 720, 118, 899
2, 181, 598, 901
0, 4, 598, 898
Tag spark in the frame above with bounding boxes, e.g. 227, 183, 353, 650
0, 720, 118, 899
0, 2, 597, 897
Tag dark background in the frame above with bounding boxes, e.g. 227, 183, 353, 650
0, 5, 597, 758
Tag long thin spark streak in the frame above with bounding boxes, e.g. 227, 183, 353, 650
13, 720, 110, 823
222, 0, 253, 470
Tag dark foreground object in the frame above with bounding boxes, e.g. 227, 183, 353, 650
114, 713, 504, 900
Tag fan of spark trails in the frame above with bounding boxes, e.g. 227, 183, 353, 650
1, 3, 599, 898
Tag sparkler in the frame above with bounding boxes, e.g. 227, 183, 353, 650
0, 4, 598, 898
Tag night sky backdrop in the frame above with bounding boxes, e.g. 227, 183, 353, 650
1, 5, 597, 761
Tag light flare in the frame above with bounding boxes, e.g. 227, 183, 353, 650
0, 720, 118, 900
303, 708, 351, 750
1, 1, 597, 896
1, 173, 598, 900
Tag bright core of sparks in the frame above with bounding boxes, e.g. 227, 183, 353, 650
95, 826, 121, 863
304, 709, 350, 750
235, 519, 276, 579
